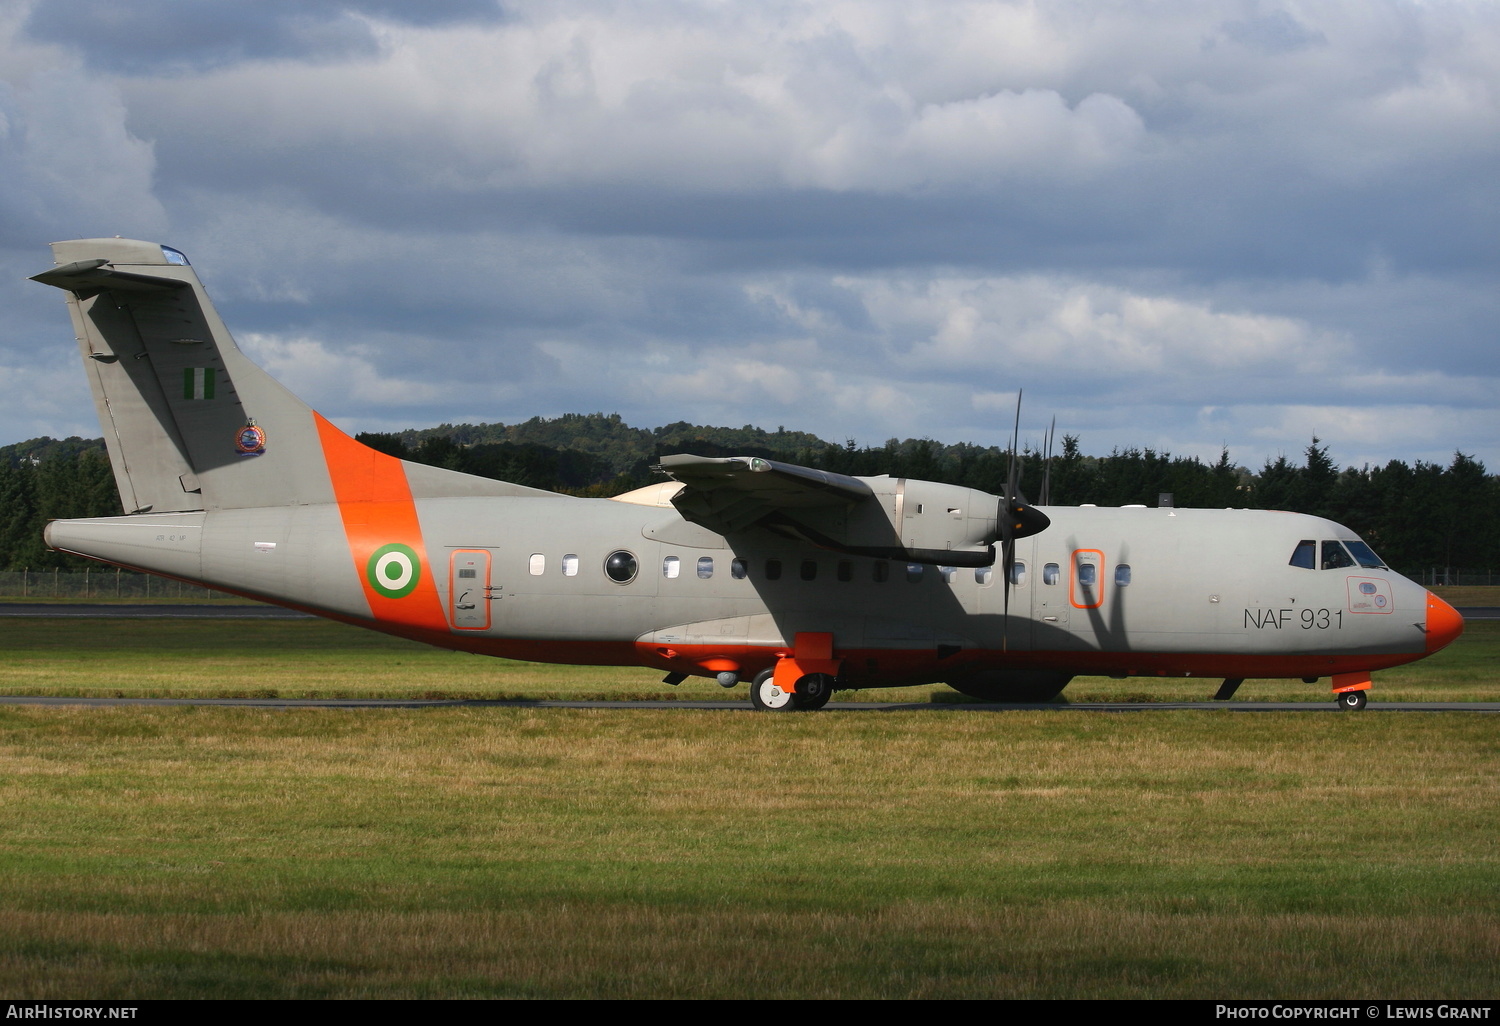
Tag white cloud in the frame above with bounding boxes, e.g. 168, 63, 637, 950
237, 333, 446, 409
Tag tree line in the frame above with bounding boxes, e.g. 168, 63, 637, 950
2, 420, 1494, 577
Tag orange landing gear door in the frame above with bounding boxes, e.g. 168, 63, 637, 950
450, 550, 491, 630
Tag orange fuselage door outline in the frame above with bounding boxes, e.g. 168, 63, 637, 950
1070, 548, 1105, 610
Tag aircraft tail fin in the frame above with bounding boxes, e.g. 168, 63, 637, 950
33, 238, 549, 512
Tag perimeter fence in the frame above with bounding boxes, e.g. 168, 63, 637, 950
0, 569, 233, 601
1419, 570, 1500, 587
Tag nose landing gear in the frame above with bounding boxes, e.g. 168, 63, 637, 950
1331, 671, 1372, 711
1336, 690, 1368, 711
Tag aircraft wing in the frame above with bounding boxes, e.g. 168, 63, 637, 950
655, 454, 873, 533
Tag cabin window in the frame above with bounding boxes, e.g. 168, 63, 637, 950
1290, 540, 1316, 569
1010, 560, 1026, 586
731, 558, 748, 580
872, 562, 889, 583
1043, 563, 1060, 585
663, 556, 681, 579
697, 556, 714, 579
1077, 562, 1097, 587
975, 566, 993, 586
1115, 564, 1132, 587
766, 559, 783, 581
528, 553, 545, 576
604, 550, 638, 584
837, 560, 853, 582
1321, 541, 1355, 570
562, 554, 579, 577
800, 560, 817, 581
939, 566, 957, 583
906, 564, 924, 583
457, 568, 476, 579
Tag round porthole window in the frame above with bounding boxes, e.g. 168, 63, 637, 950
604, 550, 638, 584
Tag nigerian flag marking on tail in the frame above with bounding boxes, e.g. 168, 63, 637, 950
183, 367, 216, 400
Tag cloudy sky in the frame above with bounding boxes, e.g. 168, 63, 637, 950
2, 0, 1496, 473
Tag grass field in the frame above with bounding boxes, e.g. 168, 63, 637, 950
0, 615, 1497, 998
0, 705, 1496, 998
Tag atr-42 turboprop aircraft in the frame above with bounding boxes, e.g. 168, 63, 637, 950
32, 239, 1464, 710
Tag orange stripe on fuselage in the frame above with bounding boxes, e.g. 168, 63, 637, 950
315, 412, 449, 633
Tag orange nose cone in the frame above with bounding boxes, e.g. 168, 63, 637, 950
1425, 592, 1465, 655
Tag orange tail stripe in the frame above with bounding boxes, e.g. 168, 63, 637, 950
315, 412, 449, 632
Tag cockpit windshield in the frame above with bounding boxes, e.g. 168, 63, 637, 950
1343, 539, 1387, 569
1290, 538, 1388, 571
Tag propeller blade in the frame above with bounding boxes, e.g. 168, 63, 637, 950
1000, 391, 1022, 650
1040, 416, 1055, 507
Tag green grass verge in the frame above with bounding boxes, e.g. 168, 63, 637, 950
0, 706, 1495, 997
0, 616, 1495, 703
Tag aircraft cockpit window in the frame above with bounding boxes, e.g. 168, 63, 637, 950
731, 558, 748, 579
766, 559, 783, 581
528, 553, 545, 576
697, 557, 713, 579
161, 246, 190, 265
800, 560, 818, 581
604, 550, 638, 584
663, 556, 681, 579
1344, 540, 1388, 569
906, 564, 924, 582
1115, 564, 1132, 587
1042, 563, 1060, 585
562, 554, 579, 577
975, 567, 993, 586
1320, 541, 1355, 570
1010, 561, 1026, 587
1289, 540, 1316, 569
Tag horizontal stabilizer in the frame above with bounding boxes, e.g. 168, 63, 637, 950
31, 261, 189, 296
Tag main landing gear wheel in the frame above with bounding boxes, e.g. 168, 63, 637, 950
792, 673, 835, 711
749, 669, 835, 711
750, 668, 796, 711
1336, 690, 1368, 711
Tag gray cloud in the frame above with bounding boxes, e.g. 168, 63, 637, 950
22, 1, 504, 75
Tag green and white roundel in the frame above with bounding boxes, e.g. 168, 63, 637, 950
367, 543, 421, 599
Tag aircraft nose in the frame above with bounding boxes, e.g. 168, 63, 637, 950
1424, 591, 1464, 655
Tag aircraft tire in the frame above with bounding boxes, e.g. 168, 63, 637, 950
1337, 690, 1368, 711
750, 669, 797, 711
792, 673, 835, 711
